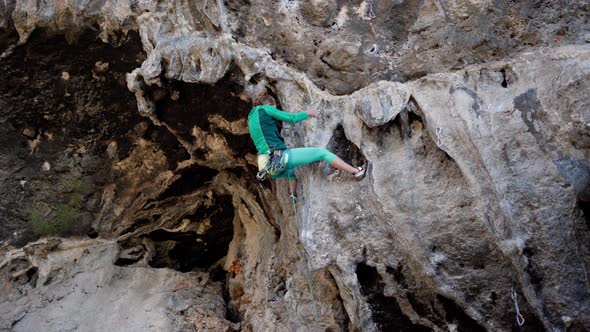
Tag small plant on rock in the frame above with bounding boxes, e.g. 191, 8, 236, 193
30, 208, 59, 235
29, 176, 90, 236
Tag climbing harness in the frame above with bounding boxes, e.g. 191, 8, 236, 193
510, 288, 526, 326
257, 150, 288, 182
288, 174, 322, 329
435, 127, 444, 148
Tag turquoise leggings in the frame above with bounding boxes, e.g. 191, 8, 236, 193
272, 148, 337, 179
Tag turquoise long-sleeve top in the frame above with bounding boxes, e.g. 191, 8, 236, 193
247, 105, 308, 154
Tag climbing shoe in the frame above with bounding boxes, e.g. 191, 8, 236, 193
355, 162, 369, 180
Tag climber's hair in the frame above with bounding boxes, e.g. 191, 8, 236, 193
253, 94, 277, 107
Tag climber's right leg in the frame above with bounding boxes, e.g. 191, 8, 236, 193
329, 156, 360, 175
284, 147, 361, 176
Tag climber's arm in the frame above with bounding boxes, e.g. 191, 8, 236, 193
264, 106, 314, 123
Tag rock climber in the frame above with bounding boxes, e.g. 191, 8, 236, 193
247, 94, 366, 196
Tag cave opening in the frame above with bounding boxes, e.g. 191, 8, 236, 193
400, 97, 460, 167
152, 67, 251, 143
149, 66, 259, 180
386, 263, 409, 289
24, 266, 39, 286
144, 194, 235, 272
157, 164, 219, 200
215, 263, 242, 323
356, 262, 432, 332
435, 295, 486, 332
142, 122, 191, 169
365, 97, 425, 146
500, 68, 508, 88
397, 107, 425, 139
327, 125, 367, 168
398, 97, 425, 139
86, 228, 99, 239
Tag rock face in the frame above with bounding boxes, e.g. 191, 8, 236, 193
0, 238, 238, 331
0, 1, 589, 332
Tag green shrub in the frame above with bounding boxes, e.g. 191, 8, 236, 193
55, 203, 80, 229
30, 176, 90, 236
31, 208, 59, 235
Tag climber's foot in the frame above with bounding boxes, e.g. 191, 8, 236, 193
355, 162, 369, 180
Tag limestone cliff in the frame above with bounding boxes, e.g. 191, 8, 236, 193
0, 1, 589, 331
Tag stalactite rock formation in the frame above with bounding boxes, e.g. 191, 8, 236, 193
0, 0, 589, 331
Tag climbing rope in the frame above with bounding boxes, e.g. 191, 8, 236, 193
257, 180, 321, 328
288, 174, 322, 329
510, 288, 526, 326
404, 123, 430, 264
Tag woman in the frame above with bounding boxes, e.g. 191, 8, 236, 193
247, 95, 366, 193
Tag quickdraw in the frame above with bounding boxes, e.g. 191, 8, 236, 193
511, 288, 525, 326
257, 150, 288, 182
367, 0, 376, 18
436, 127, 444, 148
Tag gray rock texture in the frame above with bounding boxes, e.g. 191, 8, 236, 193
0, 238, 238, 331
0, 0, 589, 331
